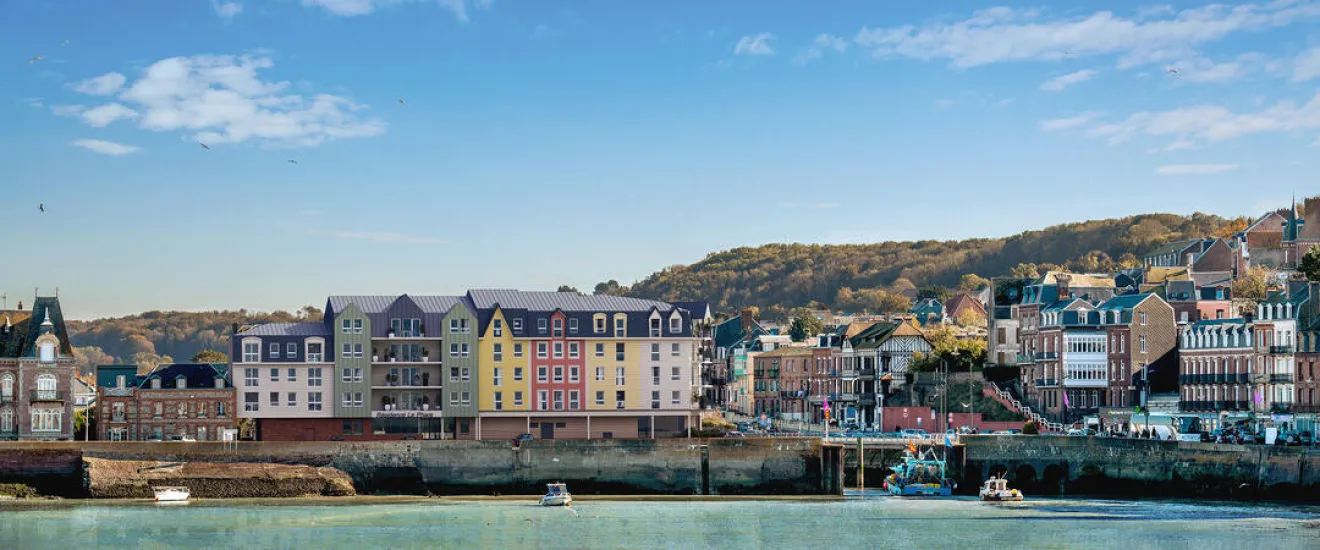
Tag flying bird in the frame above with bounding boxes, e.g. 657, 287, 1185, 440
28, 55, 42, 64
1063, 50, 1073, 57
398, 98, 406, 105
199, 142, 210, 150
1165, 65, 1180, 77
39, 203, 45, 213
287, 159, 298, 165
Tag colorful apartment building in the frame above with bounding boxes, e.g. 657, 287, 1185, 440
0, 297, 76, 441
232, 290, 701, 440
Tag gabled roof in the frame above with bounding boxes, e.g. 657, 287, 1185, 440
713, 315, 768, 350
1097, 293, 1153, 311
1144, 239, 1201, 258
944, 293, 986, 318
755, 346, 814, 358
466, 289, 674, 312
0, 297, 73, 359
893, 321, 926, 338
235, 322, 329, 337
141, 363, 232, 389
327, 295, 462, 314
670, 301, 711, 320
1144, 267, 1190, 285
1190, 271, 1233, 288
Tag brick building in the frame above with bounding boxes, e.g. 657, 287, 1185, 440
753, 346, 814, 421
96, 363, 237, 441
0, 297, 76, 441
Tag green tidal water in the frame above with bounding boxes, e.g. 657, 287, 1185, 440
1, 494, 1317, 549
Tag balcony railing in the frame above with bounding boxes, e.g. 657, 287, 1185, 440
1292, 404, 1320, 413
110, 414, 126, 422
1236, 373, 1250, 384
1017, 354, 1036, 365
30, 390, 64, 401
858, 368, 876, 378
1232, 400, 1249, 411
1270, 345, 1295, 354
1035, 351, 1059, 361
1271, 374, 1295, 384
1270, 403, 1293, 413
0, 394, 12, 404
1036, 379, 1058, 387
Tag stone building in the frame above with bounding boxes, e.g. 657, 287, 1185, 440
95, 363, 236, 441
0, 297, 76, 440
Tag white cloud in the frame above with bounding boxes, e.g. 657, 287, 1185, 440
1163, 54, 1262, 83
933, 98, 956, 109
211, 0, 242, 20
51, 104, 85, 117
300, 0, 489, 21
63, 55, 385, 148
80, 103, 138, 127
68, 72, 126, 95
793, 33, 847, 64
1163, 138, 1197, 151
22, 97, 43, 108
330, 230, 445, 245
1040, 69, 1097, 91
813, 202, 840, 209
734, 32, 775, 56
71, 139, 140, 156
1155, 163, 1239, 175
1083, 92, 1320, 146
1040, 111, 1102, 131
853, 3, 1320, 69
1294, 47, 1320, 82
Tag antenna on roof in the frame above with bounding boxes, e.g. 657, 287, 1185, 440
1, 293, 5, 308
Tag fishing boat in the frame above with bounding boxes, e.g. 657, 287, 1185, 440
152, 486, 190, 502
979, 476, 1024, 502
883, 444, 956, 497
539, 483, 572, 507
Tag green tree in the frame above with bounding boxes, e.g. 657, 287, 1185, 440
593, 280, 627, 295
917, 285, 951, 302
1300, 246, 1320, 282
787, 309, 825, 342
1022, 420, 1039, 435
556, 285, 581, 294
1116, 252, 1142, 269
958, 274, 990, 291
1009, 263, 1041, 279
955, 308, 986, 328
191, 349, 229, 363
1233, 266, 1269, 303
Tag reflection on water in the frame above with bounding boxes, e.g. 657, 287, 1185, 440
2, 495, 1317, 549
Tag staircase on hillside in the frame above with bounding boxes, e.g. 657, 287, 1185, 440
983, 383, 1063, 432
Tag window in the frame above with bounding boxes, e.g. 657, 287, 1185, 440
671, 390, 681, 405
616, 367, 625, 386
270, 392, 280, 407
616, 391, 626, 409
569, 318, 579, 334
451, 367, 459, 379
553, 366, 564, 382
537, 343, 548, 359
651, 318, 662, 337
451, 391, 459, 405
308, 392, 322, 411
342, 420, 363, 435
354, 392, 363, 407
244, 368, 258, 387
514, 343, 524, 358
307, 342, 323, 362
671, 343, 681, 356
450, 319, 459, 333
671, 366, 681, 381
595, 391, 605, 406
461, 343, 470, 358
286, 342, 297, 358
269, 343, 279, 358
538, 366, 548, 382
342, 319, 351, 334
493, 343, 503, 362
514, 367, 524, 381
553, 318, 563, 337
308, 367, 322, 386
461, 391, 471, 405
553, 342, 564, 359
651, 344, 660, 362
512, 319, 523, 332
354, 319, 363, 333
569, 366, 579, 383
287, 392, 297, 408
243, 342, 259, 363
493, 319, 503, 337
494, 391, 503, 411
461, 318, 471, 333
514, 391, 524, 406
270, 368, 280, 382
30, 408, 62, 432
616, 343, 626, 362
615, 317, 626, 337
595, 367, 605, 382
538, 319, 548, 334
553, 390, 564, 410
1140, 335, 1148, 353
652, 366, 661, 385
1140, 312, 1148, 325
538, 391, 548, 410
493, 367, 503, 387
651, 391, 660, 409
595, 343, 605, 357
569, 390, 580, 410
245, 392, 259, 411
461, 367, 470, 381
569, 342, 579, 359
670, 316, 681, 333
595, 317, 605, 333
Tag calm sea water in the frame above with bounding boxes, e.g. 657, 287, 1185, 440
2, 493, 1317, 549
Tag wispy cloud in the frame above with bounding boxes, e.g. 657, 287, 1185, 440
734, 32, 776, 56
21, 97, 43, 108
61, 54, 385, 148
1083, 91, 1320, 147
813, 202, 840, 209
329, 230, 446, 245
1039, 111, 1102, 131
853, 3, 1320, 69
1295, 46, 1320, 82
1155, 163, 1239, 175
71, 138, 140, 156
211, 0, 242, 20
300, 0, 490, 21
1040, 69, 1097, 91
793, 33, 847, 64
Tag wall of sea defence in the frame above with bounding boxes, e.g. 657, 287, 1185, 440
82, 457, 355, 498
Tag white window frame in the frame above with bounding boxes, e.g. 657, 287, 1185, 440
493, 319, 503, 337
494, 343, 503, 362
493, 367, 502, 387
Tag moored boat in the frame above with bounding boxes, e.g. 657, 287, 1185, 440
883, 444, 956, 497
979, 477, 1024, 502
153, 486, 190, 502
539, 483, 572, 507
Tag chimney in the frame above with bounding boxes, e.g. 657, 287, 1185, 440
16, 300, 22, 311
740, 307, 757, 334
231, 322, 240, 336
1055, 274, 1072, 299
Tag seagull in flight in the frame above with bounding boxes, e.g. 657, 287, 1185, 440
39, 203, 45, 213
398, 98, 406, 105
28, 55, 42, 64
199, 142, 210, 150
1165, 65, 1180, 77
287, 159, 298, 165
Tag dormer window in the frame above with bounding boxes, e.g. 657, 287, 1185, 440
151, 378, 162, 390
553, 318, 563, 337
116, 374, 126, 389
215, 377, 224, 389
670, 315, 682, 333
176, 376, 187, 389
512, 319, 523, 332
538, 318, 548, 334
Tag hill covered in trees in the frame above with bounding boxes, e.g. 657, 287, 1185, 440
605, 212, 1242, 319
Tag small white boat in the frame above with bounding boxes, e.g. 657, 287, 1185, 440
979, 477, 1023, 502
153, 486, 190, 502
539, 483, 572, 507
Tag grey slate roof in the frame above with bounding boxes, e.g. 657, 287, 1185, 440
466, 289, 675, 312
1190, 271, 1233, 288
328, 295, 462, 314
236, 322, 330, 337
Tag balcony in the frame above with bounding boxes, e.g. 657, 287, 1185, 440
1212, 400, 1225, 410
1036, 379, 1058, 387
1292, 404, 1320, 413
110, 414, 126, 422
1035, 351, 1058, 361
0, 394, 12, 404
1270, 374, 1295, 384
857, 393, 876, 406
858, 368, 876, 378
838, 393, 858, 401
1236, 373, 1250, 384
1017, 354, 1036, 365
1270, 345, 1294, 354
1232, 400, 1249, 411
30, 390, 64, 402
1270, 403, 1293, 413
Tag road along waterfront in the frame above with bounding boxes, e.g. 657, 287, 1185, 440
1, 494, 1317, 549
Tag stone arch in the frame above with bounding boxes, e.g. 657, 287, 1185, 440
1042, 464, 1067, 494
1014, 464, 1038, 490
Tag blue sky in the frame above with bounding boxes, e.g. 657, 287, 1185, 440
3, 0, 1319, 319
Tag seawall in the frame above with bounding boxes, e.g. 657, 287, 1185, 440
961, 435, 1320, 500
0, 439, 835, 498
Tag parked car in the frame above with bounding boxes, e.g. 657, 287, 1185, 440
724, 431, 745, 438
900, 429, 930, 439
1066, 428, 1097, 437
167, 435, 196, 442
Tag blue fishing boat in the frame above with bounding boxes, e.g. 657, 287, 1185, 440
883, 444, 956, 497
